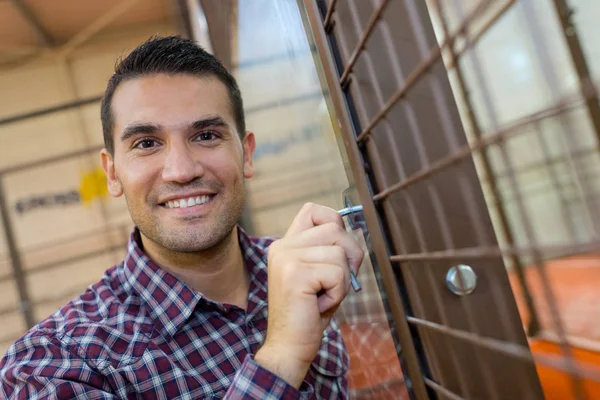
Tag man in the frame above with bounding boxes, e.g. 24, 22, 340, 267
0, 36, 364, 399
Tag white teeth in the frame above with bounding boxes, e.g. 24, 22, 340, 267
165, 195, 212, 208
198, 195, 210, 205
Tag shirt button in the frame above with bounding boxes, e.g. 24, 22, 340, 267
247, 321, 254, 329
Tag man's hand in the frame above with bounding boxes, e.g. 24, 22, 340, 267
254, 203, 364, 388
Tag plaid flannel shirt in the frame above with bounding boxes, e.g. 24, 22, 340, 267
0, 227, 349, 399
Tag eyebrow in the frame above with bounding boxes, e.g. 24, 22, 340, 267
121, 123, 160, 142
191, 117, 228, 131
120, 116, 229, 142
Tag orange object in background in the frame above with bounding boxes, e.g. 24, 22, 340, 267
508, 254, 600, 399
340, 322, 409, 399
509, 254, 600, 343
530, 340, 600, 400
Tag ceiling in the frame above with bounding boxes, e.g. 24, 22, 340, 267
0, 0, 187, 65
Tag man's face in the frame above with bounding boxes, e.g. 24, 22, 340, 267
101, 74, 255, 253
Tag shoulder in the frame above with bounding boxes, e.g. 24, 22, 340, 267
0, 324, 117, 397
2, 264, 153, 371
39, 264, 149, 332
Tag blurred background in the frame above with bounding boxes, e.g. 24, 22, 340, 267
0, 0, 350, 371
1, 0, 600, 399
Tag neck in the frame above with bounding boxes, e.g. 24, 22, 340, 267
140, 227, 249, 310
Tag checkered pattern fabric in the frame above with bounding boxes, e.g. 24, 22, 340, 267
0, 227, 348, 399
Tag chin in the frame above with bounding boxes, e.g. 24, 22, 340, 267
134, 199, 244, 253
160, 226, 236, 253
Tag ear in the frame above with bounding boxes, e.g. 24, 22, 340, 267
100, 149, 124, 197
242, 131, 256, 179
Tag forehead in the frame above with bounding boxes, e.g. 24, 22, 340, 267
111, 74, 234, 130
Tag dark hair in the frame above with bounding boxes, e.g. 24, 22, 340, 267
101, 35, 245, 155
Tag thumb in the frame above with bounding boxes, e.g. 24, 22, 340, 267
286, 203, 344, 236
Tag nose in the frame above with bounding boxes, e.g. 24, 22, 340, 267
161, 141, 204, 183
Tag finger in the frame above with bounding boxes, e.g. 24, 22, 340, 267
297, 246, 351, 291
285, 223, 365, 273
286, 203, 344, 236
303, 262, 349, 314
297, 245, 348, 267
270, 247, 350, 299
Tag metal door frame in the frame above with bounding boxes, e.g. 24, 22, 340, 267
302, 1, 431, 397
300, 1, 548, 398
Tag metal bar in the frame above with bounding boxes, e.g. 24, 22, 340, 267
389, 239, 600, 262
489, 144, 596, 182
421, 259, 477, 397
431, 7, 540, 388
463, 2, 586, 395
319, 0, 438, 395
446, 0, 515, 69
350, 377, 405, 398
338, 0, 391, 86
431, 0, 540, 337
423, 378, 465, 400
323, 0, 338, 32
0, 179, 35, 328
408, 317, 600, 383
521, 1, 599, 241
490, 176, 600, 207
9, 0, 54, 47
400, 1, 502, 396
302, 1, 430, 398
372, 83, 590, 202
428, 4, 539, 390
552, 0, 600, 146
0, 95, 102, 127
528, 119, 579, 241
344, 1, 473, 393
355, 0, 493, 143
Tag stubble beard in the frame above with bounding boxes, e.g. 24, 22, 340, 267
128, 185, 246, 254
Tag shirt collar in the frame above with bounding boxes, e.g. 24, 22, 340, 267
238, 228, 269, 318
120, 226, 269, 338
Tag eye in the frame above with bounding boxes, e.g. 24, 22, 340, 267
195, 131, 218, 141
134, 138, 158, 149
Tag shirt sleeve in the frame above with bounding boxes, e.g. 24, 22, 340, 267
0, 332, 116, 400
224, 354, 314, 400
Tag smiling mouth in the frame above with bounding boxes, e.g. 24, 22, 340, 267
162, 195, 214, 209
